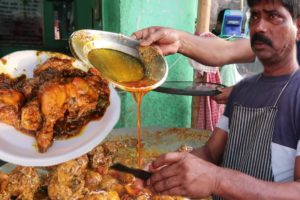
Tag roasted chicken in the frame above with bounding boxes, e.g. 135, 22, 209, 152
0, 57, 110, 152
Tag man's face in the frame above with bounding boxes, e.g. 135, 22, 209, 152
249, 1, 297, 63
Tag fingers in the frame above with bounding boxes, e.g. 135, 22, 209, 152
142, 162, 152, 172
158, 43, 180, 55
132, 26, 180, 56
212, 87, 230, 104
132, 26, 159, 38
151, 152, 184, 170
212, 94, 227, 104
149, 161, 179, 184
160, 186, 187, 197
131, 26, 164, 46
147, 152, 186, 193
152, 45, 164, 55
134, 178, 145, 189
141, 28, 166, 46
131, 27, 153, 40
151, 175, 182, 194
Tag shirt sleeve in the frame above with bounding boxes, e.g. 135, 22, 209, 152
216, 115, 229, 133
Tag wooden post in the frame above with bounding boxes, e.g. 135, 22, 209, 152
191, 0, 211, 128
195, 0, 211, 34
241, 0, 244, 11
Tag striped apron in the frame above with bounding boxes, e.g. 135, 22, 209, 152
213, 71, 297, 200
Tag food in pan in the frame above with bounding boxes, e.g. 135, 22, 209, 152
0, 138, 211, 200
0, 167, 40, 200
0, 57, 110, 152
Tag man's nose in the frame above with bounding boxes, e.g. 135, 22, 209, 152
254, 19, 268, 33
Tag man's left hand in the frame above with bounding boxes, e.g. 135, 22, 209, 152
147, 152, 220, 198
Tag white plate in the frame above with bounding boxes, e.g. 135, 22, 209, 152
0, 50, 121, 167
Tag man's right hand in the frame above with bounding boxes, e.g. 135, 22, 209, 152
132, 26, 182, 56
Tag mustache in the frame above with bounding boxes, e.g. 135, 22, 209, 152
251, 33, 273, 48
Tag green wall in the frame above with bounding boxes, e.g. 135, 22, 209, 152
0, 0, 198, 128
102, 0, 198, 128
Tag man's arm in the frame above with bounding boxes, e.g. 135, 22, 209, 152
148, 126, 300, 199
149, 152, 300, 199
214, 157, 300, 200
178, 32, 255, 66
191, 127, 228, 164
133, 26, 255, 66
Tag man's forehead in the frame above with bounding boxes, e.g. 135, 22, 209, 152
248, 0, 283, 5
249, 0, 283, 8
248, 0, 300, 18
249, 0, 289, 14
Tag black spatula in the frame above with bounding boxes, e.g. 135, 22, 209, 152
110, 163, 152, 180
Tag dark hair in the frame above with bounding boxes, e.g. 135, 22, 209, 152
211, 8, 230, 35
217, 8, 230, 23
247, 0, 300, 19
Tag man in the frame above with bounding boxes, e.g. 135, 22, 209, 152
132, 10, 300, 105
133, 0, 300, 199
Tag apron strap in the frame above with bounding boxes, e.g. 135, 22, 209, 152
273, 70, 298, 107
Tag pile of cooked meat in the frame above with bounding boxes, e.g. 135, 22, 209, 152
0, 57, 110, 153
0, 140, 201, 200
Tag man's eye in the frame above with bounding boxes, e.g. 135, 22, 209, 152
270, 14, 279, 19
269, 13, 284, 24
250, 15, 258, 22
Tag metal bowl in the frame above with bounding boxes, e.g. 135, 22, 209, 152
69, 29, 168, 92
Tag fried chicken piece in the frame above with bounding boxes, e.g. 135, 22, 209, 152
34, 57, 87, 78
37, 71, 110, 152
82, 192, 109, 200
0, 75, 26, 129
88, 145, 112, 172
84, 170, 102, 191
0, 89, 24, 110
0, 190, 10, 200
22, 58, 86, 100
54, 74, 110, 138
21, 98, 42, 131
6, 166, 41, 200
177, 144, 193, 152
0, 106, 21, 129
21, 77, 40, 99
48, 155, 88, 200
0, 74, 26, 91
0, 89, 24, 128
0, 171, 8, 192
66, 77, 100, 118
84, 190, 120, 200
37, 82, 68, 152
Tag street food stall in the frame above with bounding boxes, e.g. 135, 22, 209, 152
0, 0, 249, 199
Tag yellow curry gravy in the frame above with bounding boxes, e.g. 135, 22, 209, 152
88, 48, 157, 168
88, 48, 145, 83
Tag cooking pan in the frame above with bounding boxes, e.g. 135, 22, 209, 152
0, 127, 211, 169
104, 127, 211, 167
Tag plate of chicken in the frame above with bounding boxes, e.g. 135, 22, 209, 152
0, 50, 120, 166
